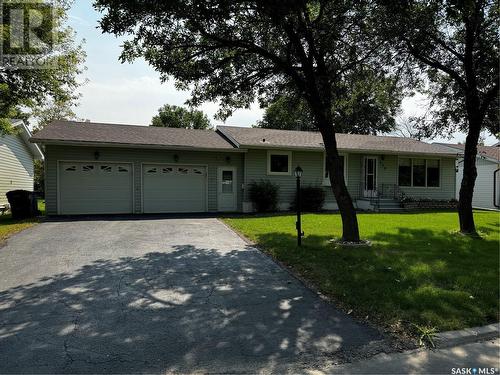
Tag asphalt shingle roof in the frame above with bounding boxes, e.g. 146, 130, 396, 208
435, 143, 500, 161
218, 126, 456, 156
31, 121, 236, 150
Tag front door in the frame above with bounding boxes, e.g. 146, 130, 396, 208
363, 157, 378, 198
217, 167, 237, 212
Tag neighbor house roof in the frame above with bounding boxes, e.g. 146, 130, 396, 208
434, 143, 500, 162
10, 120, 44, 160
31, 120, 238, 151
217, 126, 456, 156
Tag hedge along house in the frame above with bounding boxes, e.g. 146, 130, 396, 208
31, 121, 457, 215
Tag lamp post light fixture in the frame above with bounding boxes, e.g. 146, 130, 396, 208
294, 166, 304, 246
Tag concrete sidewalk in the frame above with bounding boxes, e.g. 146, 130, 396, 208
324, 339, 499, 374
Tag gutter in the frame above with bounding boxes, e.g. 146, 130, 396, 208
29, 138, 248, 153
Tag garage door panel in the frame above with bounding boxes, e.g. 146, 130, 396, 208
59, 162, 133, 215
143, 164, 207, 213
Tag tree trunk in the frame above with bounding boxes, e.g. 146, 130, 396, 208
320, 125, 361, 242
458, 114, 481, 235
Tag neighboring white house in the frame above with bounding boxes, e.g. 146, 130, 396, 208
436, 143, 500, 210
0, 120, 44, 206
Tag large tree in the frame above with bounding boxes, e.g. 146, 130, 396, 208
0, 0, 85, 134
380, 0, 499, 235
151, 104, 212, 129
257, 68, 401, 134
95, 0, 401, 242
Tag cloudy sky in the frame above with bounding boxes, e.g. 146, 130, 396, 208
68, 2, 497, 145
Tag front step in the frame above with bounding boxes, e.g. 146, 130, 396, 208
377, 207, 405, 212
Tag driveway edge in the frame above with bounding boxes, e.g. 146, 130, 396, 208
434, 323, 500, 348
217, 218, 415, 356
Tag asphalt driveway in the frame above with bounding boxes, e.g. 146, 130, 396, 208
0, 217, 388, 373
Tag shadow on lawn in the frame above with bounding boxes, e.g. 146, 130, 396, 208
0, 244, 385, 374
253, 226, 499, 331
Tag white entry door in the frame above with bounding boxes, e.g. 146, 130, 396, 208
363, 157, 378, 198
217, 167, 237, 212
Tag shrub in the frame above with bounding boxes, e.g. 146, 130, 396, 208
248, 180, 280, 212
291, 186, 326, 212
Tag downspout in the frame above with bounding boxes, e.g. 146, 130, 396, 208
494, 168, 500, 208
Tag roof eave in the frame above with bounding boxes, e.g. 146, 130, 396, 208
240, 144, 457, 157
29, 138, 247, 153
13, 121, 44, 160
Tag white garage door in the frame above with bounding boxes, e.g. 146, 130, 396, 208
59, 162, 133, 215
143, 164, 207, 213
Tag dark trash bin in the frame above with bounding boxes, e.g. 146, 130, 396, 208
6, 190, 37, 220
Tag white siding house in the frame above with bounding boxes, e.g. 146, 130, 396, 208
0, 120, 44, 206
436, 143, 500, 210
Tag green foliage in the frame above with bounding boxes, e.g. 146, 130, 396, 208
224, 211, 500, 333
248, 180, 279, 213
95, 1, 402, 125
151, 104, 211, 130
291, 186, 326, 212
34, 160, 44, 196
412, 324, 437, 348
379, 0, 499, 137
0, 0, 85, 134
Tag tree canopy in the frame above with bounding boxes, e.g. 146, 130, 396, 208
0, 0, 85, 134
256, 70, 400, 134
379, 0, 499, 234
151, 104, 211, 129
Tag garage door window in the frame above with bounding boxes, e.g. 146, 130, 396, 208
162, 167, 173, 174
193, 168, 204, 175
178, 167, 189, 174
65, 165, 77, 172
146, 167, 157, 174
100, 165, 112, 173
82, 165, 94, 172
118, 166, 129, 173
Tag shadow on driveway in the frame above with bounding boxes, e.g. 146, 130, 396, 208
0, 241, 388, 373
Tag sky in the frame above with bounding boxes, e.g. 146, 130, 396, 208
67, 2, 497, 145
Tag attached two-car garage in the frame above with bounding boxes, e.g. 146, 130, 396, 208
58, 162, 207, 215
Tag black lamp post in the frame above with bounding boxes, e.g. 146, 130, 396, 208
294, 166, 304, 246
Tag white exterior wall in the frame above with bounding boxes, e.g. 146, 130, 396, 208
0, 133, 34, 205
456, 157, 500, 209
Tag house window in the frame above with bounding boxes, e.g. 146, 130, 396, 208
267, 151, 292, 175
427, 159, 440, 187
398, 158, 440, 188
398, 158, 411, 186
323, 154, 347, 186
412, 159, 426, 187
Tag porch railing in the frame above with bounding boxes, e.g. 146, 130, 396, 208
357, 183, 402, 210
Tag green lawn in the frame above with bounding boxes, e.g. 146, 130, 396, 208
0, 199, 45, 244
224, 211, 499, 334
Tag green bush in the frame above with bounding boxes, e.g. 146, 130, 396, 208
291, 186, 326, 212
248, 180, 279, 212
